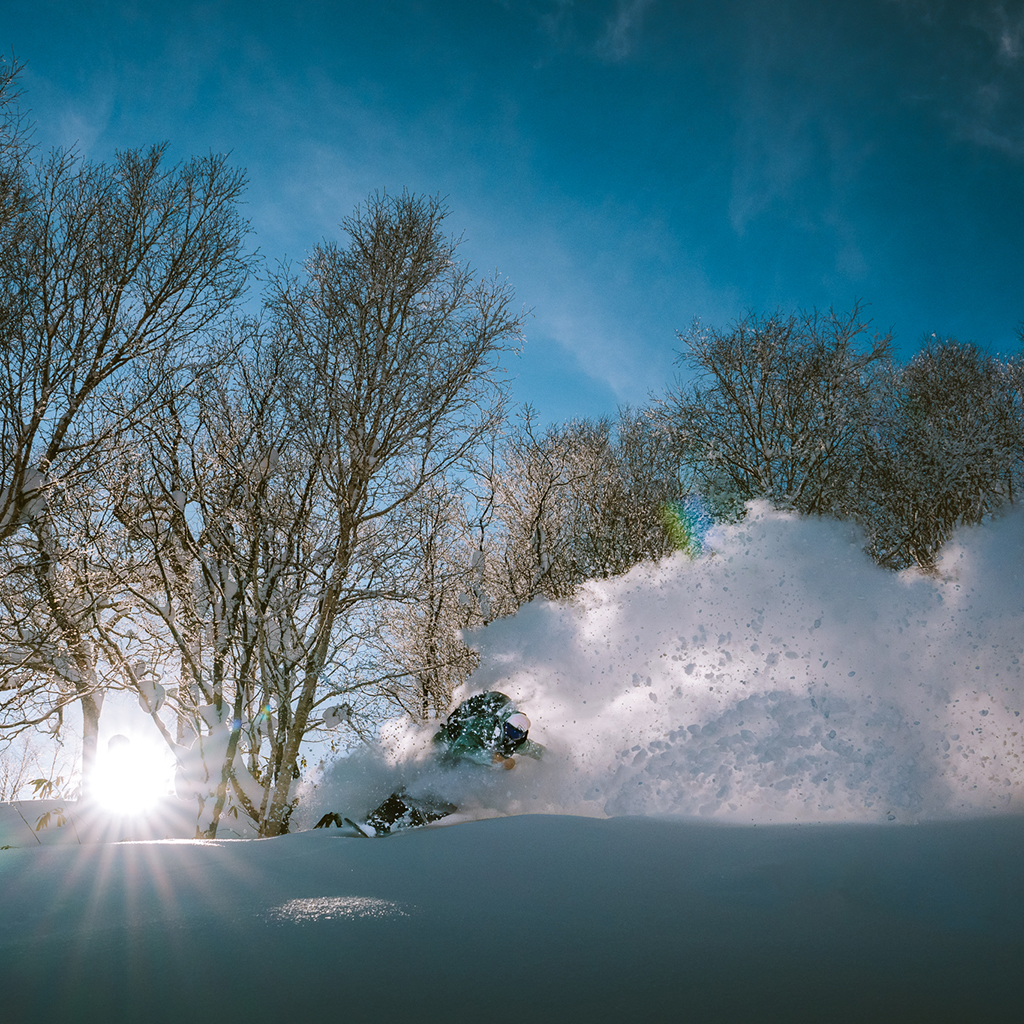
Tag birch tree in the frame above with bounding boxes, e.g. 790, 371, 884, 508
251, 190, 523, 834
99, 192, 522, 836
0, 117, 251, 794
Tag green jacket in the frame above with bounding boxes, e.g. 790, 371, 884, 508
432, 692, 545, 767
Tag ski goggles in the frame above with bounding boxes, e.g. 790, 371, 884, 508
503, 721, 528, 744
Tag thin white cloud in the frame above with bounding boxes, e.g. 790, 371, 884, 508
972, 2, 1024, 62
536, 0, 576, 44
728, 99, 817, 236
529, 0, 654, 64
20, 65, 116, 157
888, 0, 1024, 158
886, 0, 1024, 60
999, 22, 1024, 59
506, 203, 736, 405
954, 113, 1024, 157
596, 0, 655, 62
881, 0, 943, 27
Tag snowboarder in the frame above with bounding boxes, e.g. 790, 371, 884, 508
314, 691, 543, 836
431, 690, 544, 768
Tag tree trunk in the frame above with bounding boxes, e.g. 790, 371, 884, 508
260, 667, 318, 836
76, 676, 103, 802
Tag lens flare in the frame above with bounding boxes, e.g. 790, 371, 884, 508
661, 494, 714, 557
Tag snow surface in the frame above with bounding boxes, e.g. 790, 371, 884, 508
2, 506, 1023, 1021
0, 810, 1021, 1022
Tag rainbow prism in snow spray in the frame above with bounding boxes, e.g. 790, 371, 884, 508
661, 494, 714, 556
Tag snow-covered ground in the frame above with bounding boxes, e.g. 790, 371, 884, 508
0, 807, 1021, 1022
2, 506, 1023, 1021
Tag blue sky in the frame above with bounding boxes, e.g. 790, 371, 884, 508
5, 0, 1024, 423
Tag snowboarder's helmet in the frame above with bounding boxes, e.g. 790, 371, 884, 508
504, 712, 530, 746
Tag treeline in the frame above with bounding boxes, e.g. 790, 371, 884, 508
662, 307, 1023, 570
1, 61, 1021, 834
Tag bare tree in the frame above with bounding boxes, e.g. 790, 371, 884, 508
1, 143, 250, 538
2, 188, 519, 837
249, 190, 523, 834
375, 477, 479, 722
858, 338, 1022, 570
0, 56, 31, 339
660, 305, 892, 518
0, 468, 123, 793
559, 408, 683, 580
484, 407, 586, 608
0, 109, 251, 794
469, 406, 685, 618
91, 193, 521, 836
89, 325, 292, 834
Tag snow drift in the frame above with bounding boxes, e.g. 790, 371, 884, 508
3, 815, 1022, 1023
302, 504, 1024, 826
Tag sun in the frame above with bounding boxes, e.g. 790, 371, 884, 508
92, 733, 174, 815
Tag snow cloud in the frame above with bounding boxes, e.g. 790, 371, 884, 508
306, 504, 1024, 827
